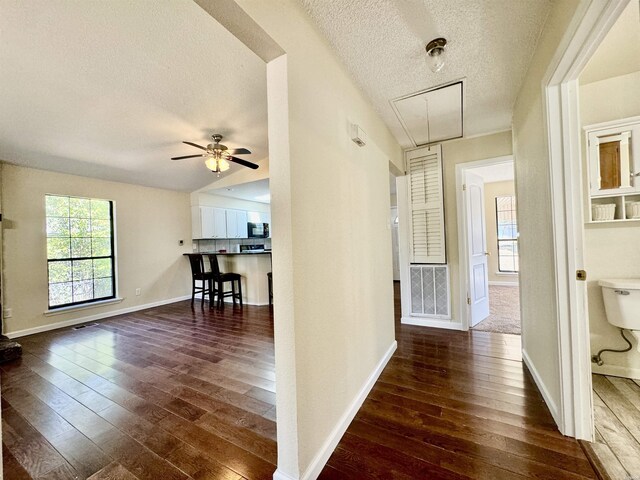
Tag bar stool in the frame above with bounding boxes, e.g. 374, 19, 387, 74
207, 254, 243, 308
186, 254, 215, 308
267, 272, 273, 306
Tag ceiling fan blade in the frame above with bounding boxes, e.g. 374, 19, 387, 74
171, 154, 203, 160
183, 141, 207, 151
227, 147, 251, 155
228, 156, 259, 169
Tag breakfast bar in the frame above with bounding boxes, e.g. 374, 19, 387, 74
184, 250, 272, 306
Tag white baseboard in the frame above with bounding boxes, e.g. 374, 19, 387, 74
401, 316, 464, 331
273, 340, 397, 480
522, 348, 560, 427
273, 470, 297, 480
489, 281, 519, 287
592, 363, 640, 380
6, 295, 192, 339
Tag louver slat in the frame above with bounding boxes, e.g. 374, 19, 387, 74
407, 146, 446, 264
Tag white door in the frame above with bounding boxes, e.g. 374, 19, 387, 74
236, 210, 248, 238
465, 171, 490, 326
226, 210, 238, 238
213, 208, 227, 238
200, 207, 215, 238
390, 207, 400, 281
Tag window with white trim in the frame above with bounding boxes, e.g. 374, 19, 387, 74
45, 195, 116, 308
495, 195, 518, 273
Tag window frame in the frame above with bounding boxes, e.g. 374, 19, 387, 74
495, 195, 519, 273
45, 194, 117, 309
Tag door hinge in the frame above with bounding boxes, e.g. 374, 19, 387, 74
467, 296, 471, 305
576, 269, 587, 281
462, 184, 467, 191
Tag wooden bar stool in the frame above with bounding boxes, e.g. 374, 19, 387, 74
267, 272, 273, 306
186, 254, 215, 309
207, 254, 243, 308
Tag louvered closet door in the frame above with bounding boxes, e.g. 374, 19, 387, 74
407, 145, 446, 264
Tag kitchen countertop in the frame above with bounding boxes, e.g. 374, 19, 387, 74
183, 251, 272, 256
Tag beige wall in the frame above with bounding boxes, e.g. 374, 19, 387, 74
2, 163, 192, 336
512, 0, 581, 419
484, 181, 519, 284
236, 1, 403, 477
580, 70, 640, 378
441, 131, 513, 326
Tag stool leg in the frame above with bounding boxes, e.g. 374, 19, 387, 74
218, 280, 224, 308
238, 279, 243, 307
191, 278, 196, 306
231, 280, 236, 305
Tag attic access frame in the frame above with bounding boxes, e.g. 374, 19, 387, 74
544, 0, 629, 440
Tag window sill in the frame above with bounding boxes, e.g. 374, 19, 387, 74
495, 272, 519, 276
44, 297, 124, 316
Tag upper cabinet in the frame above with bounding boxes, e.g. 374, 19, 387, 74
585, 116, 640, 223
226, 210, 248, 239
191, 206, 264, 239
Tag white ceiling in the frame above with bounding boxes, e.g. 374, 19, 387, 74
470, 161, 514, 184
580, 1, 640, 85
205, 178, 271, 204
0, 0, 268, 191
300, 0, 552, 147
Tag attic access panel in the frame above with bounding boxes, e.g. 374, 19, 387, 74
391, 81, 463, 146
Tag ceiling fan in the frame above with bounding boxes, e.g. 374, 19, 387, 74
171, 133, 258, 175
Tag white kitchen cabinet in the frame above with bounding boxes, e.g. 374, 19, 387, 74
192, 206, 227, 239
212, 208, 227, 238
225, 209, 248, 238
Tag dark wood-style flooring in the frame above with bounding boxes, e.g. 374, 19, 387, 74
319, 283, 598, 479
3, 284, 598, 479
1, 302, 276, 480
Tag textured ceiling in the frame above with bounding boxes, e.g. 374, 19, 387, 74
0, 0, 267, 191
580, 1, 640, 85
206, 178, 271, 204
300, 0, 552, 147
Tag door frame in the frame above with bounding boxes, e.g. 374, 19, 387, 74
456, 155, 514, 331
543, 0, 629, 439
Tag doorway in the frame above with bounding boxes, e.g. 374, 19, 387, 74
456, 156, 521, 335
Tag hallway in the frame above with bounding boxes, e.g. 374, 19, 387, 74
319, 284, 596, 479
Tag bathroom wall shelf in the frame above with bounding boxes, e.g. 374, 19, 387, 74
588, 193, 640, 223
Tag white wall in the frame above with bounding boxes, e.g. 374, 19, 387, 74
580, 71, 640, 378
236, 1, 403, 478
191, 192, 271, 213
2, 163, 192, 337
511, 0, 581, 424
483, 180, 519, 285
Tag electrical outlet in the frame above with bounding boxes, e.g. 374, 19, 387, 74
3, 308, 12, 318
135, 288, 141, 296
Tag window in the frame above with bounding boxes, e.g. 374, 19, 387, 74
46, 195, 115, 308
495, 195, 518, 273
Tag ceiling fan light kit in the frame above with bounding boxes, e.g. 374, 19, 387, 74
171, 133, 258, 176
426, 37, 447, 73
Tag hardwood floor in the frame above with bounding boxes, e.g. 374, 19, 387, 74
319, 283, 597, 479
581, 374, 640, 480
3, 284, 599, 479
1, 302, 276, 480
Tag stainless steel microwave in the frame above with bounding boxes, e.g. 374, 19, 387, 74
248, 222, 269, 238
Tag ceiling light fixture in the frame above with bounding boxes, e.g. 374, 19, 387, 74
426, 37, 447, 73
204, 152, 231, 176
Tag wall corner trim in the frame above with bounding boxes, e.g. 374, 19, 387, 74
273, 470, 298, 480
298, 340, 397, 480
522, 348, 561, 428
5, 295, 192, 339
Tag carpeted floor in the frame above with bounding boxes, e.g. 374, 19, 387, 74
472, 285, 521, 335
